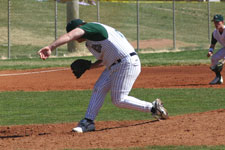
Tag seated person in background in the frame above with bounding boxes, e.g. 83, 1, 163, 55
79, 0, 96, 5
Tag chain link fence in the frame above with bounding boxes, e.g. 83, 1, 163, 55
0, 0, 225, 59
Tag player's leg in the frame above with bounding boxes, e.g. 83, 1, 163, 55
211, 47, 225, 66
72, 69, 111, 132
85, 69, 111, 120
110, 55, 168, 119
209, 47, 225, 84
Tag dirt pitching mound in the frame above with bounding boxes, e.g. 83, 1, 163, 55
1, 109, 225, 150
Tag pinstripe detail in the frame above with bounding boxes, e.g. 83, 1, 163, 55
85, 69, 111, 120
110, 56, 153, 112
85, 56, 153, 120
86, 23, 135, 68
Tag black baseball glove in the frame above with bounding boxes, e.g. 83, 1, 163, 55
70, 59, 91, 79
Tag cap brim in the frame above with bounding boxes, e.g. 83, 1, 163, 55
211, 19, 222, 22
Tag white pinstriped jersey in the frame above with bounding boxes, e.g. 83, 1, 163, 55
84, 23, 135, 68
213, 26, 225, 47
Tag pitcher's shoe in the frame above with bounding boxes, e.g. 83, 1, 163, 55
72, 118, 95, 133
151, 98, 168, 120
209, 76, 223, 85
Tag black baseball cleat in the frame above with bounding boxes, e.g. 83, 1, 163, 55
72, 118, 95, 133
209, 76, 223, 85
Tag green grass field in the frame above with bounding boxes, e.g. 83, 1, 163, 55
1, 88, 224, 126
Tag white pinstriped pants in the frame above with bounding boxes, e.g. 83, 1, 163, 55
211, 47, 225, 66
85, 55, 153, 120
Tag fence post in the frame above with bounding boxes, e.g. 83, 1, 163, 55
136, 0, 139, 52
8, 0, 11, 59
97, 0, 100, 22
66, 0, 79, 52
173, 0, 176, 50
207, 1, 211, 44
55, 0, 58, 56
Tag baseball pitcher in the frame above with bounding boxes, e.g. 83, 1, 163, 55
38, 19, 168, 133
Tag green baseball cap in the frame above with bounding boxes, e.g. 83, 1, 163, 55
66, 19, 86, 32
211, 14, 224, 22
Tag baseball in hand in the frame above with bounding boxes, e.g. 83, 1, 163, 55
38, 47, 51, 60
43, 49, 51, 56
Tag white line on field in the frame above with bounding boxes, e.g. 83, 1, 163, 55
0, 68, 70, 77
